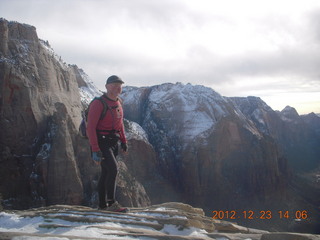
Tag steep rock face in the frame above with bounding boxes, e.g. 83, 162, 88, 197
230, 96, 283, 138
302, 112, 320, 136
122, 85, 320, 231
121, 86, 152, 124
222, 97, 320, 231
0, 19, 83, 207
121, 83, 289, 212
231, 98, 320, 172
33, 103, 83, 206
278, 107, 320, 172
120, 119, 180, 204
0, 19, 152, 209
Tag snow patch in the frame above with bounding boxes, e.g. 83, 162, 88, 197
121, 86, 144, 105
125, 120, 149, 143
0, 208, 211, 239
77, 71, 102, 106
161, 224, 208, 237
146, 83, 229, 141
39, 39, 68, 70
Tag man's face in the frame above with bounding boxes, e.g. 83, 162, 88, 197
106, 82, 123, 96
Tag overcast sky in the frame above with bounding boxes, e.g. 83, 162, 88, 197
1, 0, 320, 114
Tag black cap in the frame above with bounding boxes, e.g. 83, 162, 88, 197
106, 75, 124, 84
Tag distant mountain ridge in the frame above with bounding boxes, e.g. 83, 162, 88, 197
1, 19, 319, 233
122, 82, 320, 175
120, 82, 320, 232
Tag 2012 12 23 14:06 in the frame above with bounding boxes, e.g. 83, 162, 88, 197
212, 210, 308, 220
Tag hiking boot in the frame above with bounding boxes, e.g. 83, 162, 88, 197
106, 201, 128, 213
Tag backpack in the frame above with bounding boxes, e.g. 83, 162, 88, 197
79, 96, 108, 138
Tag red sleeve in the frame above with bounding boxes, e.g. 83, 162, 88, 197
86, 99, 103, 152
119, 120, 127, 144
118, 101, 127, 144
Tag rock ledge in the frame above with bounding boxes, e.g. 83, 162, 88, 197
1, 202, 319, 240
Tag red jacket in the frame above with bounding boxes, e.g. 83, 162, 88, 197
87, 95, 127, 152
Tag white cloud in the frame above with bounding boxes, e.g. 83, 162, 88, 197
1, 0, 320, 114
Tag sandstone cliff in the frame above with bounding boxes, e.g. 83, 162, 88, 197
0, 19, 82, 208
121, 84, 289, 205
0, 19, 152, 209
121, 83, 320, 233
231, 99, 320, 172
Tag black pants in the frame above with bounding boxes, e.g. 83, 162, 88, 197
97, 134, 119, 208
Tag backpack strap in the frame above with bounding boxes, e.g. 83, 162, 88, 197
93, 94, 124, 134
96, 96, 108, 120
100, 95, 123, 118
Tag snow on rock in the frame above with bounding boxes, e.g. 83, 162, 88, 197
121, 86, 146, 106
0, 202, 274, 240
40, 39, 102, 107
124, 119, 150, 143
279, 105, 301, 123
39, 39, 69, 70
77, 70, 102, 106
146, 82, 229, 142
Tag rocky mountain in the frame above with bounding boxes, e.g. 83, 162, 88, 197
0, 18, 153, 210
1, 18, 320, 234
230, 100, 320, 172
121, 85, 284, 203
1, 19, 82, 207
121, 84, 320, 232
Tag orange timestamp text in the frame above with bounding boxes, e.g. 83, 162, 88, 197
212, 210, 308, 220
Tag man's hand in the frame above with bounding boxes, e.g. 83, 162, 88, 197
92, 151, 103, 164
121, 142, 128, 153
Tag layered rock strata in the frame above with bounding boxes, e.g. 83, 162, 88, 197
1, 203, 319, 240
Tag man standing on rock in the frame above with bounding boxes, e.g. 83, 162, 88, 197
87, 75, 128, 212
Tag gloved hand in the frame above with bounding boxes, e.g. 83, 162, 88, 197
121, 142, 128, 152
92, 151, 103, 163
